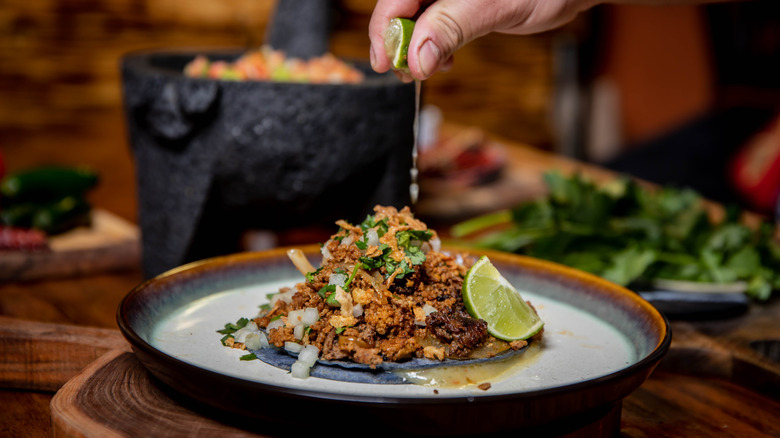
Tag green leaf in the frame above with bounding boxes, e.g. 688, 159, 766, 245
317, 284, 336, 299
559, 252, 608, 276
305, 267, 324, 283
705, 223, 751, 253
746, 273, 772, 301
360, 214, 388, 237
451, 209, 512, 237
601, 246, 657, 286
240, 353, 258, 361
216, 317, 249, 335
450, 171, 778, 300
724, 246, 761, 279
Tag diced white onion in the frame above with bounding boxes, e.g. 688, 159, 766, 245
287, 309, 305, 327
341, 236, 354, 246
244, 332, 269, 350
423, 303, 438, 316
302, 307, 320, 326
232, 321, 259, 342
352, 303, 364, 317
366, 228, 379, 246
284, 341, 303, 353
297, 345, 320, 366
287, 248, 316, 277
329, 272, 347, 287
266, 318, 285, 331
290, 360, 311, 379
270, 290, 294, 307
293, 323, 304, 340
430, 236, 441, 252
321, 244, 332, 262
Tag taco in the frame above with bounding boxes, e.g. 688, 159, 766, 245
221, 205, 542, 383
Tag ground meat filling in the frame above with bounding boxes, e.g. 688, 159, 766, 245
426, 310, 489, 358
255, 205, 504, 368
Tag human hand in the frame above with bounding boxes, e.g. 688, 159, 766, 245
369, 0, 599, 81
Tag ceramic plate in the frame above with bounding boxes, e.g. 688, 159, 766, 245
118, 246, 670, 436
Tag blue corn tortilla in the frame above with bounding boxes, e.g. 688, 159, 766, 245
250, 342, 530, 384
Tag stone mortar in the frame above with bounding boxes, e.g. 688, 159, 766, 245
121, 50, 415, 278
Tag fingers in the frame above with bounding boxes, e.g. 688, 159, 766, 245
369, 0, 587, 80
369, 0, 424, 74
406, 0, 489, 80
370, 0, 503, 80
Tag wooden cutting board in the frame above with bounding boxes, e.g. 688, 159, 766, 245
0, 209, 140, 282
2, 316, 780, 437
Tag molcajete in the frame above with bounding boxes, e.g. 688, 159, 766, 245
121, 50, 415, 278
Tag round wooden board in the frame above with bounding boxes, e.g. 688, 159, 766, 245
50, 351, 264, 438
48, 346, 780, 438
50, 350, 624, 438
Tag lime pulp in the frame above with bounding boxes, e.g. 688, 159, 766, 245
463, 256, 544, 341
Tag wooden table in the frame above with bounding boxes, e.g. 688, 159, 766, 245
1, 122, 779, 437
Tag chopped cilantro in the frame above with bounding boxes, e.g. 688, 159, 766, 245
317, 284, 341, 307
326, 290, 341, 307
335, 327, 346, 334
396, 229, 433, 247
305, 267, 324, 283
360, 214, 388, 237
216, 317, 249, 335
317, 284, 336, 299
240, 353, 258, 361
344, 264, 360, 288
359, 244, 390, 270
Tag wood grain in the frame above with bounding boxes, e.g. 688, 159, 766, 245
622, 371, 780, 437
0, 209, 140, 282
49, 349, 621, 437
0, 0, 556, 149
50, 350, 269, 438
0, 390, 53, 438
44, 344, 780, 438
0, 316, 129, 391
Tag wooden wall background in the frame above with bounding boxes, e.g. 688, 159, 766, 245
0, 0, 558, 223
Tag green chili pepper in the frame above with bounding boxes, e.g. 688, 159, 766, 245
1, 166, 98, 202
31, 195, 91, 235
0, 203, 37, 228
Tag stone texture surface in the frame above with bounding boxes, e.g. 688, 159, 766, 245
122, 51, 414, 278
266, 0, 330, 59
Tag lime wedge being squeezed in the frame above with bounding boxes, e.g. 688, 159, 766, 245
463, 256, 544, 341
384, 17, 415, 71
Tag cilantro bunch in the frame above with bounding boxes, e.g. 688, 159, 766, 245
453, 172, 780, 300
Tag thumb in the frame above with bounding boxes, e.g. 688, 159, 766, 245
406, 0, 494, 79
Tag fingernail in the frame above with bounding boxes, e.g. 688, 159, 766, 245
418, 40, 440, 77
370, 45, 377, 70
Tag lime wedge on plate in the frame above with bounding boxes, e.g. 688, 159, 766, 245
463, 255, 544, 341
384, 17, 415, 71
